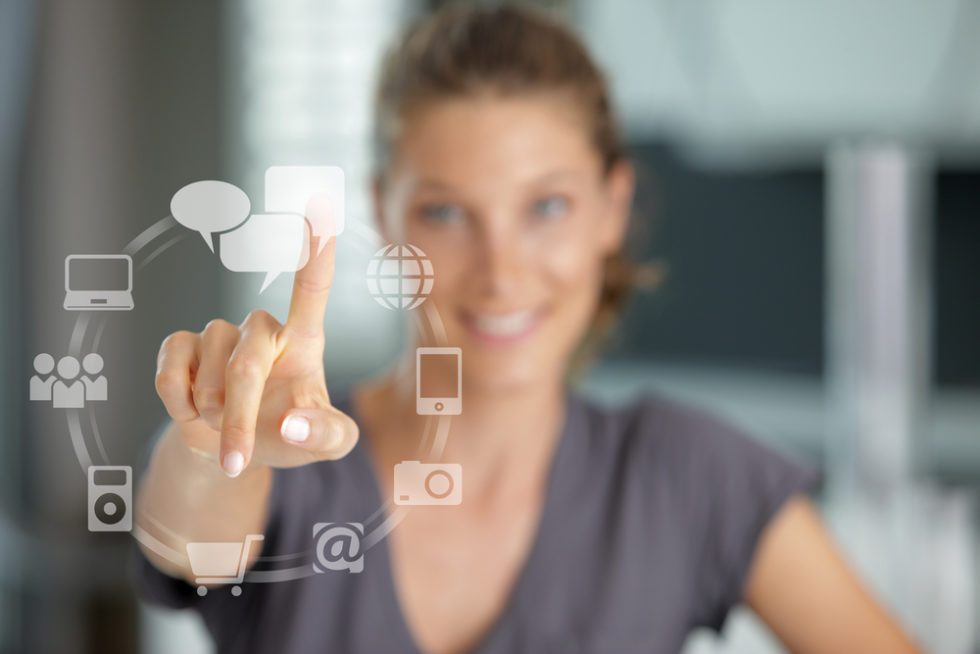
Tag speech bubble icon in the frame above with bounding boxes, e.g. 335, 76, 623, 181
170, 181, 251, 252
265, 166, 344, 253
218, 214, 310, 293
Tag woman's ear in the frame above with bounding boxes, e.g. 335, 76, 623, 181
599, 159, 635, 256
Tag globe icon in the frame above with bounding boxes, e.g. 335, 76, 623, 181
366, 244, 435, 310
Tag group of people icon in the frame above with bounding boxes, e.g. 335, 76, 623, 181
30, 352, 108, 409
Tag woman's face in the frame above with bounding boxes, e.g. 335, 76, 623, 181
377, 94, 633, 393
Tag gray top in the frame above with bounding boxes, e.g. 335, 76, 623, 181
136, 391, 820, 654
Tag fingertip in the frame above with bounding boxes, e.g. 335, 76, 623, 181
222, 451, 245, 477
324, 411, 359, 458
219, 423, 254, 477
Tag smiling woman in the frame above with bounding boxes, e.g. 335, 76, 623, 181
372, 4, 649, 375
134, 4, 923, 654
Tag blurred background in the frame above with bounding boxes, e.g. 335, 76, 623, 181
1, 0, 978, 652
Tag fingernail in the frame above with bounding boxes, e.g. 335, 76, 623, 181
281, 415, 311, 443
223, 451, 244, 477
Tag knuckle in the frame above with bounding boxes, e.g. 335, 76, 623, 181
222, 422, 254, 445
202, 319, 235, 339
290, 386, 325, 408
154, 369, 187, 397
242, 309, 277, 329
226, 354, 264, 379
294, 275, 332, 295
154, 371, 198, 421
192, 386, 223, 410
160, 330, 195, 353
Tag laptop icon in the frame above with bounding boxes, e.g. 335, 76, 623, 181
64, 254, 134, 311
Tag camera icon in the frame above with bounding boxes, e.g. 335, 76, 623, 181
393, 461, 462, 506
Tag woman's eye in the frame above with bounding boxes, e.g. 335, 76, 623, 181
420, 203, 465, 224
531, 195, 569, 220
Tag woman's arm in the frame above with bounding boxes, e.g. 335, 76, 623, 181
136, 419, 272, 582
745, 496, 923, 654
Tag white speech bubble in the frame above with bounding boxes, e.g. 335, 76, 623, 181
219, 214, 310, 293
265, 166, 344, 253
171, 181, 251, 252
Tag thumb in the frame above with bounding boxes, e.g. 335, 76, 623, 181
279, 406, 359, 460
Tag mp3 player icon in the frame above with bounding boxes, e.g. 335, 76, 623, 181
88, 466, 132, 532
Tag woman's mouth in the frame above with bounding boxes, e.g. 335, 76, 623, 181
460, 308, 543, 346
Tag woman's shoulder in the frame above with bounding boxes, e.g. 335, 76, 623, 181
570, 391, 821, 632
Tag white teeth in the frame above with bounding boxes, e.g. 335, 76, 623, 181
471, 310, 537, 337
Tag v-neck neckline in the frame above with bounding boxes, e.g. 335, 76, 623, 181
341, 390, 584, 654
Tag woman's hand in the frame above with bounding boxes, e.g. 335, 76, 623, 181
153, 235, 358, 477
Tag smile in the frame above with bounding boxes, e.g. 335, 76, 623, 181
460, 308, 543, 345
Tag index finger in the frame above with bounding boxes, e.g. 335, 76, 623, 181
285, 197, 337, 338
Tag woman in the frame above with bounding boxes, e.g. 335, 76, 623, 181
136, 5, 922, 654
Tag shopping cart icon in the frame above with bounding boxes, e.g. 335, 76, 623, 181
186, 534, 264, 597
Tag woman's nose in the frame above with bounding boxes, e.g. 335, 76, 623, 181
474, 219, 530, 294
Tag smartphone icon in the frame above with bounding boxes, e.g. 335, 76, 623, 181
416, 347, 462, 415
